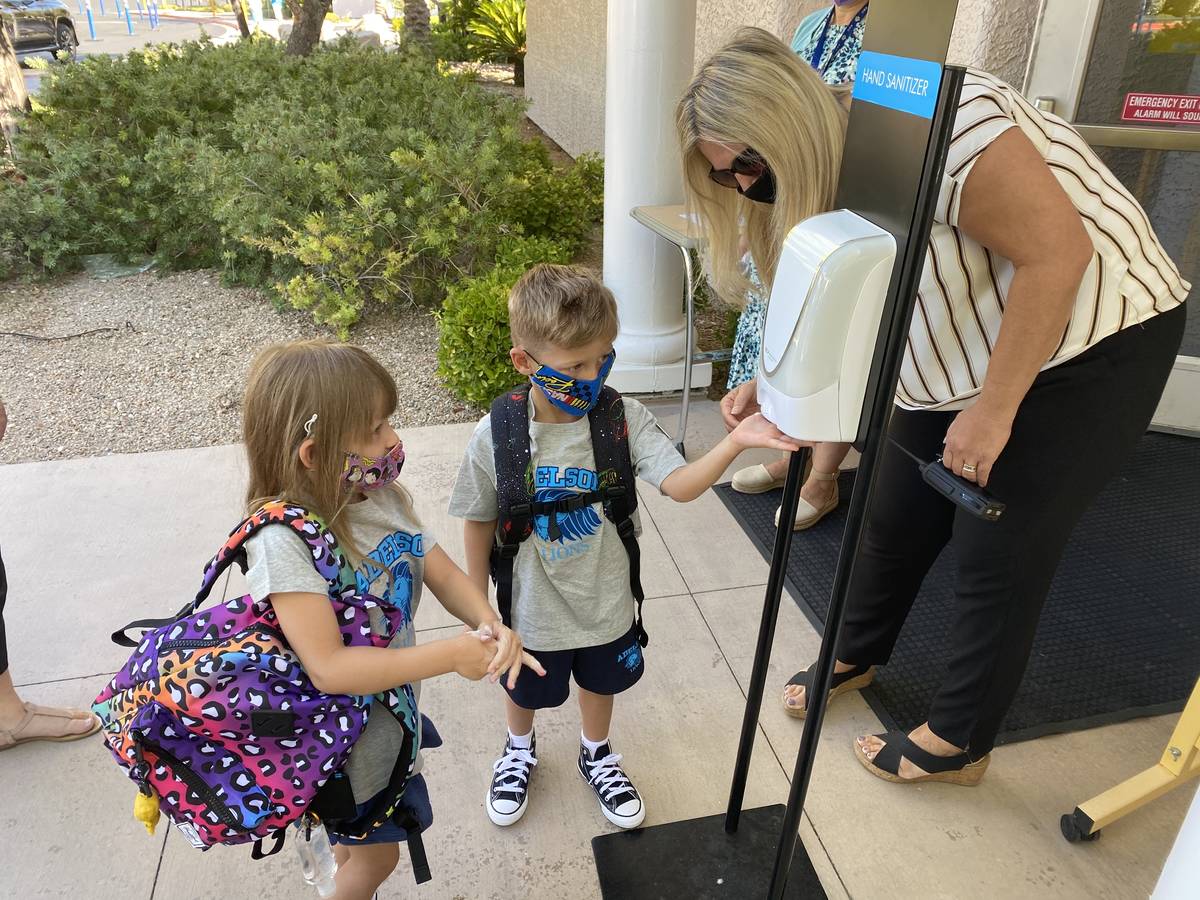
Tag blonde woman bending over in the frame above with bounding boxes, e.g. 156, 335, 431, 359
726, 1, 870, 529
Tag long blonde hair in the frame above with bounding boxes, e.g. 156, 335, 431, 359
242, 339, 411, 567
677, 27, 848, 303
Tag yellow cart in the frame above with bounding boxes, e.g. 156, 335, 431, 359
1062, 677, 1200, 842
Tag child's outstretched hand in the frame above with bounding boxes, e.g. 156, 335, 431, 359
478, 621, 546, 689
728, 412, 806, 452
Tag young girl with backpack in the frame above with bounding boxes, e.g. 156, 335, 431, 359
240, 339, 543, 899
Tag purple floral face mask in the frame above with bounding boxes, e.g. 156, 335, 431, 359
343, 441, 405, 492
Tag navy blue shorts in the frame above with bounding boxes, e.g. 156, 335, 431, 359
506, 623, 645, 710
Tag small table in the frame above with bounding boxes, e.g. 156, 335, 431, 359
630, 204, 732, 454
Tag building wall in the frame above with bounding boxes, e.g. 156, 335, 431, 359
947, 0, 1042, 88
525, 0, 609, 158
692, 0, 824, 66
526, 0, 1044, 158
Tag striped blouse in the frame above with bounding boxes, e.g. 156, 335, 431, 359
897, 70, 1191, 411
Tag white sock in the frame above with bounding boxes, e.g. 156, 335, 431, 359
581, 733, 608, 756
508, 729, 533, 750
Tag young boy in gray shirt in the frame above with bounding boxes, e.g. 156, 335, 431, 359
448, 264, 800, 830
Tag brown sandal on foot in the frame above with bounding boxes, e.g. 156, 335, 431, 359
781, 663, 875, 719
853, 731, 990, 786
0, 702, 102, 751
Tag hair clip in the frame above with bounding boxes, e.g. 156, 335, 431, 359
303, 413, 318, 436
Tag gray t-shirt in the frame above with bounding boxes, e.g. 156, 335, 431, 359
448, 395, 685, 652
244, 487, 433, 804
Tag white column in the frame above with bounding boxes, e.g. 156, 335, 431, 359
601, 0, 711, 394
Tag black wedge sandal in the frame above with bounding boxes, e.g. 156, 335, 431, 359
854, 731, 990, 786
780, 663, 875, 719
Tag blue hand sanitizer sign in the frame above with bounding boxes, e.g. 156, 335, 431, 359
853, 51, 943, 119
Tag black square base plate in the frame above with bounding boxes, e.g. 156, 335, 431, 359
591, 805, 826, 899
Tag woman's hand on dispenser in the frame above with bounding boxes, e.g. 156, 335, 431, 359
721, 378, 761, 431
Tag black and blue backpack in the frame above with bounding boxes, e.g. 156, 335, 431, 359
488, 384, 649, 648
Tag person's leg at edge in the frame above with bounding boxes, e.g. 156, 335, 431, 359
574, 628, 646, 827
859, 304, 1187, 776
783, 410, 957, 711
579, 687, 614, 744
0, 545, 99, 744
505, 693, 535, 740
491, 649, 571, 826
332, 840, 400, 900
767, 441, 853, 513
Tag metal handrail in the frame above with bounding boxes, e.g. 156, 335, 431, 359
1074, 124, 1200, 151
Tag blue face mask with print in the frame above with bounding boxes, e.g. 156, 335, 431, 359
527, 350, 616, 416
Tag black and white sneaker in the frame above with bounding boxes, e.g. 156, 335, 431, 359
578, 741, 645, 829
487, 732, 538, 826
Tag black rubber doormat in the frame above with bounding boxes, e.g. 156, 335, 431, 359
714, 433, 1200, 745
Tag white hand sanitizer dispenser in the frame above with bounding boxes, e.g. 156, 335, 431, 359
758, 210, 897, 442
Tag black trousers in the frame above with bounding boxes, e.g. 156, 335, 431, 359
838, 303, 1186, 756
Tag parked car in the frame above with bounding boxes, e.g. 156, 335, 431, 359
0, 0, 77, 62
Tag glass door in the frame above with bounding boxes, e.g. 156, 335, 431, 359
1026, 0, 1199, 434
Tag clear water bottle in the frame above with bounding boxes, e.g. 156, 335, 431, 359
293, 817, 338, 898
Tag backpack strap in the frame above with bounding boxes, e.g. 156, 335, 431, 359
588, 387, 648, 649
489, 386, 536, 630
111, 501, 357, 647
488, 385, 648, 648
250, 830, 287, 860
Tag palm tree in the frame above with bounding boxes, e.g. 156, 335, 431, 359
469, 0, 525, 85
404, 0, 431, 49
1, 27, 27, 158
232, 0, 252, 37
285, 0, 334, 55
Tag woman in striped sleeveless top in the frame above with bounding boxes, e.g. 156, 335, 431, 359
678, 30, 1188, 785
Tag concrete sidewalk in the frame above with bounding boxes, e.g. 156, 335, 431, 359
0, 400, 1192, 898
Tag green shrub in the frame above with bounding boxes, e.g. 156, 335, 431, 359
493, 153, 603, 256
436, 263, 524, 409
0, 37, 605, 408
435, 235, 573, 407
0, 38, 604, 343
431, 0, 480, 61
2, 37, 297, 275
493, 234, 573, 271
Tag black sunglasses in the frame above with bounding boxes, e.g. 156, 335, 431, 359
708, 148, 768, 189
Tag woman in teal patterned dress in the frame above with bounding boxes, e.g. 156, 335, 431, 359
726, 0, 868, 529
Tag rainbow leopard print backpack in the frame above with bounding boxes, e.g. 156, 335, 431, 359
91, 501, 425, 871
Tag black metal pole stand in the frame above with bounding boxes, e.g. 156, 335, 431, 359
725, 446, 811, 831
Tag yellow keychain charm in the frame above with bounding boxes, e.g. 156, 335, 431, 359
134, 788, 161, 836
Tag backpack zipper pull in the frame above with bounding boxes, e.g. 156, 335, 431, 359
131, 731, 149, 783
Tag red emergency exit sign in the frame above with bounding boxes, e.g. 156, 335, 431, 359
1121, 92, 1200, 126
